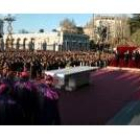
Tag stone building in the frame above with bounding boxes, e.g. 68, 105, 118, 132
3, 30, 89, 51
84, 15, 130, 44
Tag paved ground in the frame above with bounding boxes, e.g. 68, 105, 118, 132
107, 101, 140, 125
58, 68, 140, 125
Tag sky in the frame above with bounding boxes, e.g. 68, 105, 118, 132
0, 14, 93, 34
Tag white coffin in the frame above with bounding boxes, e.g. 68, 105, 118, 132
45, 66, 98, 91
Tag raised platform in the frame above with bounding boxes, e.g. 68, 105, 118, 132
107, 66, 140, 72
58, 68, 140, 124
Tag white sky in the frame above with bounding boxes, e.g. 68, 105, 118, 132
0, 0, 139, 13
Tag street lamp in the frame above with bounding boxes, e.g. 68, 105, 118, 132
4, 14, 16, 50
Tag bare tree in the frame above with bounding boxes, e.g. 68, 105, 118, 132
59, 18, 77, 33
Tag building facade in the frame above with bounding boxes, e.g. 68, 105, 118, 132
3, 31, 89, 51
84, 15, 130, 44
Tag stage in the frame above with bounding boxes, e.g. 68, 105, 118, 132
107, 66, 140, 72
58, 67, 140, 125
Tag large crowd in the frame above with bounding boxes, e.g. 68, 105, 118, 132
0, 50, 114, 74
0, 50, 115, 125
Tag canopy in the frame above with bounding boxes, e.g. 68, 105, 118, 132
117, 45, 137, 54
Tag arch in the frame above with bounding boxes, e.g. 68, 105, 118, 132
23, 38, 27, 50
31, 38, 35, 41
42, 40, 47, 51
16, 38, 21, 50
11, 38, 15, 48
17, 38, 21, 42
28, 38, 35, 51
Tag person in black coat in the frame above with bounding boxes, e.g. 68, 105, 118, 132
0, 83, 25, 125
37, 75, 61, 125
14, 72, 40, 124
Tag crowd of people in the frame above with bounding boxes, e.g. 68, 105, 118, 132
0, 69, 60, 125
1, 47, 140, 124
0, 50, 114, 124
110, 49, 140, 68
0, 50, 114, 74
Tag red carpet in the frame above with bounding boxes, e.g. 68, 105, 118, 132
58, 68, 140, 125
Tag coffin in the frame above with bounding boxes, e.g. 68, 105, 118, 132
45, 66, 98, 91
